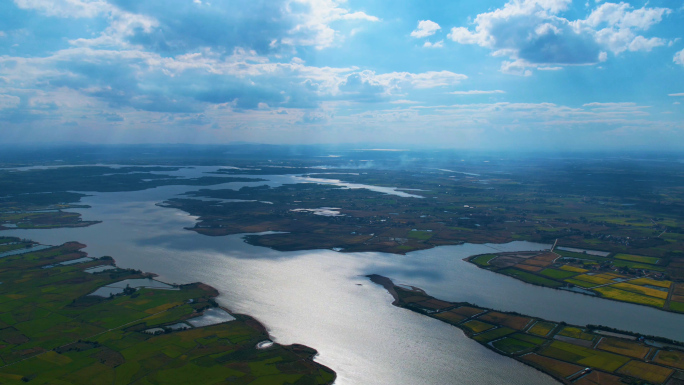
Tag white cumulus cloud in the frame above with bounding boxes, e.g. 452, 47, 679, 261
411, 20, 441, 38
447, 0, 671, 76
423, 40, 444, 48
285, 0, 380, 49
675, 49, 684, 67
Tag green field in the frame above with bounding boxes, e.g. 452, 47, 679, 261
473, 327, 515, 343
572, 274, 613, 285
470, 254, 497, 267
498, 268, 563, 288
407, 230, 433, 241
540, 341, 630, 372
614, 253, 660, 265
564, 278, 597, 288
492, 336, 537, 354
539, 268, 577, 280
612, 260, 666, 272
670, 302, 684, 313
510, 333, 546, 346
0, 243, 31, 254
0, 237, 19, 244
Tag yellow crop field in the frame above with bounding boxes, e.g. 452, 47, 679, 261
612, 283, 668, 299
629, 278, 671, 289
574, 274, 613, 285
594, 286, 665, 308
560, 265, 588, 273
461, 320, 495, 334
654, 350, 684, 370
528, 321, 556, 337
540, 341, 630, 372
558, 326, 594, 341
595, 273, 623, 280
596, 337, 649, 359
617, 360, 673, 384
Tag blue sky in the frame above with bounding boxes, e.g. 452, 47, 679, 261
0, 0, 683, 150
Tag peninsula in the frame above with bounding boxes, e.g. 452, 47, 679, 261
0, 236, 335, 384
370, 274, 684, 385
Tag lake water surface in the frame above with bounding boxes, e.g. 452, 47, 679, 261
4, 166, 683, 385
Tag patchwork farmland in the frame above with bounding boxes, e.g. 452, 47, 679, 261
371, 274, 684, 385
466, 247, 684, 313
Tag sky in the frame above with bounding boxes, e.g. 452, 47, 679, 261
0, 0, 683, 150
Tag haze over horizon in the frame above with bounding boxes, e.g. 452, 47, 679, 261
1, 0, 683, 150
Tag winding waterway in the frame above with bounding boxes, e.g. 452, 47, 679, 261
4, 166, 683, 385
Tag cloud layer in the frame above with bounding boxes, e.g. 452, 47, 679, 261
0, 0, 682, 149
